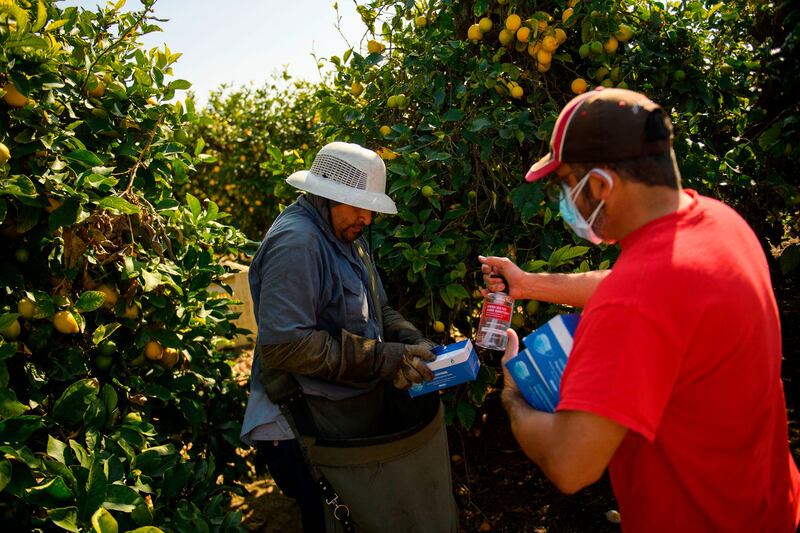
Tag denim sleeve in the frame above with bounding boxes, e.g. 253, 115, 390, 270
256, 230, 324, 345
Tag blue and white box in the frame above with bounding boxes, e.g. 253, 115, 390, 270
409, 339, 481, 397
504, 314, 581, 412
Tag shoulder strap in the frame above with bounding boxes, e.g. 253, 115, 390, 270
353, 240, 383, 330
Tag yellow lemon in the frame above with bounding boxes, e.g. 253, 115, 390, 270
478, 17, 493, 33
2, 83, 27, 107
505, 14, 521, 32
367, 40, 384, 54
415, 15, 427, 28
603, 36, 619, 54
541, 35, 558, 52
86, 77, 105, 98
1, 319, 21, 340
18, 298, 37, 319
562, 8, 574, 24
536, 49, 553, 65
421, 185, 434, 198
615, 24, 634, 42
467, 24, 483, 41
571, 77, 588, 94
123, 303, 139, 320
54, 311, 79, 334
350, 81, 364, 97
555, 28, 567, 44
527, 42, 541, 57
537, 19, 548, 32
97, 284, 119, 309
144, 340, 163, 361
0, 142, 10, 165
537, 62, 551, 73
161, 348, 180, 368
498, 28, 514, 46
433, 320, 445, 333
516, 26, 530, 42
379, 125, 392, 137
510, 84, 524, 99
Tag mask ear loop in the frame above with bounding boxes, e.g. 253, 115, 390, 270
583, 168, 614, 227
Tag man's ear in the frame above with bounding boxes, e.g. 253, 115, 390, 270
588, 168, 615, 201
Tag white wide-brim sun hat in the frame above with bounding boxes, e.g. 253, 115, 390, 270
286, 142, 398, 214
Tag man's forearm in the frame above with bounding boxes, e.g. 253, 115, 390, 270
521, 270, 611, 308
502, 388, 558, 469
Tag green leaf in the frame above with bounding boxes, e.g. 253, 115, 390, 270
0, 459, 11, 492
76, 291, 106, 312
446, 283, 470, 300
25, 475, 74, 503
65, 150, 104, 169
0, 415, 44, 443
132, 445, 178, 477
140, 270, 161, 292
456, 400, 476, 429
0, 175, 37, 198
48, 197, 82, 230
91, 507, 118, 533
467, 117, 492, 132
126, 528, 165, 533
33, 0, 47, 32
442, 108, 464, 121
47, 435, 68, 463
103, 484, 144, 513
0, 388, 29, 417
96, 197, 140, 215
185, 193, 201, 218
0, 313, 19, 333
92, 322, 120, 345
47, 506, 79, 532
52, 378, 101, 426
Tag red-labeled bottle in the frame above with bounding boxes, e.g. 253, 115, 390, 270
475, 275, 514, 351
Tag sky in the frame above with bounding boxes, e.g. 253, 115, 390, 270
60, 0, 367, 105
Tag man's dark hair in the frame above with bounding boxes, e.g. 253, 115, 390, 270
572, 110, 682, 189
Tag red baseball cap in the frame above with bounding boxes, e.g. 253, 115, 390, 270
525, 87, 673, 182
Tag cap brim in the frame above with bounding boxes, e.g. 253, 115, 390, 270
525, 153, 560, 182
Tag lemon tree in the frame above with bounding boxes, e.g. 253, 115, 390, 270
1, 1, 248, 530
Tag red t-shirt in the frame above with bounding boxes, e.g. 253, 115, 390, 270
558, 190, 800, 532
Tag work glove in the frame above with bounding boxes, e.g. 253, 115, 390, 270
375, 342, 436, 390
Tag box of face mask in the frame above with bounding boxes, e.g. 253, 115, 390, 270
504, 314, 581, 412
408, 339, 481, 397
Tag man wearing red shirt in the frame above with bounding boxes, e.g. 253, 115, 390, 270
479, 88, 800, 531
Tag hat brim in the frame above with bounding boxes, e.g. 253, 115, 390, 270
286, 171, 398, 214
525, 153, 561, 182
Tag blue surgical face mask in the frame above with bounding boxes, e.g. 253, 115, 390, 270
558, 168, 614, 245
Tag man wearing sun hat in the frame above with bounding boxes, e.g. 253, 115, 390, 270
479, 87, 800, 531
241, 142, 458, 532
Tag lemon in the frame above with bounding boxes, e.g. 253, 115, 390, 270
616, 81, 629, 89
97, 284, 119, 309
615, 24, 634, 42
571, 77, 588, 94
600, 78, 615, 88
433, 320, 445, 333
350, 81, 364, 97
562, 8, 574, 24
467, 24, 483, 41
541, 35, 558, 52
54, 311, 79, 334
511, 312, 525, 329
505, 14, 521, 32
144, 340, 163, 361
610, 66, 621, 82
536, 49, 553, 65
415, 15, 427, 28
161, 348, 180, 368
367, 40, 384, 54
498, 29, 514, 46
86, 77, 105, 98
478, 17, 493, 33
0, 142, 10, 165
123, 303, 139, 320
589, 40, 603, 55
2, 83, 27, 107
510, 84, 524, 99
516, 26, 530, 42
526, 300, 540, 315
527, 42, 540, 57
514, 40, 527, 52
379, 125, 392, 137
1, 319, 21, 340
537, 62, 551, 73
594, 66, 610, 81
18, 298, 36, 320
603, 36, 619, 54
554, 28, 567, 44
579, 43, 590, 58
673, 69, 686, 81
537, 19, 548, 32
421, 185, 434, 198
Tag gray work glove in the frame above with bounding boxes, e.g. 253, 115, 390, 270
375, 342, 436, 390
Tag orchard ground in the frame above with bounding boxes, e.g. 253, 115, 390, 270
229, 284, 800, 533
